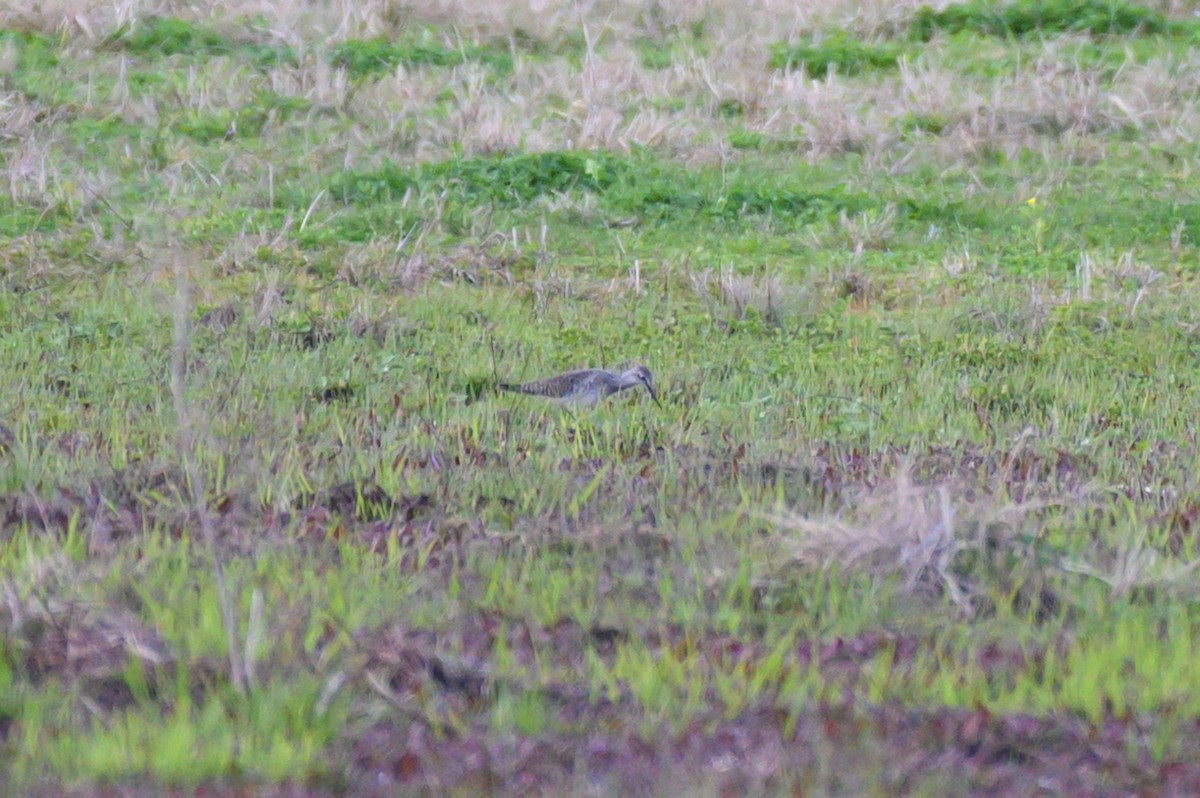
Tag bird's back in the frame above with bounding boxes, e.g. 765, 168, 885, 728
499, 369, 618, 404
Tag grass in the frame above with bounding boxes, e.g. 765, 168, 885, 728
330, 30, 515, 77
910, 0, 1189, 41
770, 32, 910, 76
2, 0, 1200, 795
113, 16, 295, 67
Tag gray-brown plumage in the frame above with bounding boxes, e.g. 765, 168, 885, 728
499, 364, 661, 408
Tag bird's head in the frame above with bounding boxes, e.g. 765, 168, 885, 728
622, 364, 661, 407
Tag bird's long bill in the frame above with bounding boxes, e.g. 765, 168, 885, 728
646, 384, 662, 408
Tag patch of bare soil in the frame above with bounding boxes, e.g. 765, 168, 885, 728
334, 615, 1191, 796
3, 597, 172, 715
345, 698, 1197, 797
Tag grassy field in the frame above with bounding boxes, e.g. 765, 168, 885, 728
3, 0, 1200, 794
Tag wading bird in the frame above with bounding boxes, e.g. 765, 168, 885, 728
499, 365, 661, 408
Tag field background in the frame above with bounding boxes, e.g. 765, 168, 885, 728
3, 0, 1200, 794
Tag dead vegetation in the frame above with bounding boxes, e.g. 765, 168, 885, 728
3, 0, 1196, 172
690, 265, 823, 330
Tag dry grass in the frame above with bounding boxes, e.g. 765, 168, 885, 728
6, 0, 1196, 170
763, 447, 1200, 614
690, 265, 823, 329
1, 0, 926, 42
761, 471, 1048, 614
1058, 530, 1200, 599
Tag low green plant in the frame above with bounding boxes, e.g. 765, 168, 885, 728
331, 32, 514, 77
770, 32, 908, 75
910, 0, 1185, 41
114, 16, 293, 66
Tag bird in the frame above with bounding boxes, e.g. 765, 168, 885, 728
499, 364, 662, 408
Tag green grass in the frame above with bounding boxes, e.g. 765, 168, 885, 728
770, 32, 909, 75
330, 30, 515, 77
3, 3, 1200, 795
910, 0, 1190, 40
113, 16, 295, 66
